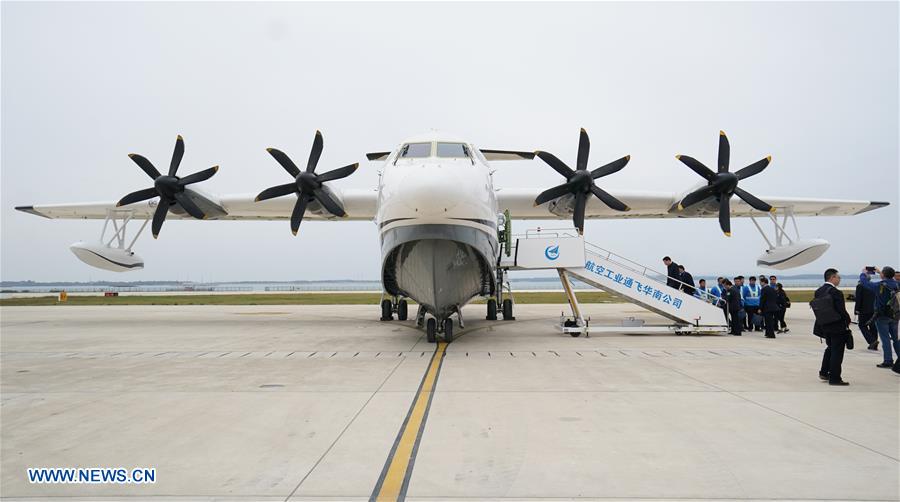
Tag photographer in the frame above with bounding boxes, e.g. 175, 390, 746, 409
857, 266, 899, 368
812, 268, 852, 386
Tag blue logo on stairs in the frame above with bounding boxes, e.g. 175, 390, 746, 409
545, 245, 560, 260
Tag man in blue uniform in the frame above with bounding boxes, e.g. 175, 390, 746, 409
742, 276, 762, 331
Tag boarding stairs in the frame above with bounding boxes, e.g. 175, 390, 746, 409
500, 229, 728, 335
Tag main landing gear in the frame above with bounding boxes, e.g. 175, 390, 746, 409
486, 298, 498, 320
380, 296, 409, 321
485, 297, 514, 321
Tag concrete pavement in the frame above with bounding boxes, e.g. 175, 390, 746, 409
1, 303, 897, 500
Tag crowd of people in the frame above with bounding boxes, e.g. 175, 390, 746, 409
810, 267, 900, 386
662, 257, 790, 338
662, 258, 900, 386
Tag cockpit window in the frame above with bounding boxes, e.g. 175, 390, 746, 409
436, 142, 470, 158
400, 142, 432, 158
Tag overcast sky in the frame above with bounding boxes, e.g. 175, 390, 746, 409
2, 1, 898, 283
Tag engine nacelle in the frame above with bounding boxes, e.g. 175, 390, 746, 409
756, 238, 830, 270
70, 242, 144, 272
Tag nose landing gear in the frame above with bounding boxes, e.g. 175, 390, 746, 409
424, 315, 455, 343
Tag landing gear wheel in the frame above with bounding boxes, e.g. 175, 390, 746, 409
380, 299, 393, 321
443, 318, 454, 343
426, 318, 436, 343
502, 299, 515, 321
486, 299, 498, 320
397, 300, 408, 321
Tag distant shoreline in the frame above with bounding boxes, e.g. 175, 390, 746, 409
0, 289, 829, 307
0, 273, 830, 288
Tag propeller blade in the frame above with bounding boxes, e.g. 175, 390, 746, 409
313, 188, 346, 217
717, 130, 730, 173
290, 197, 309, 235
316, 163, 359, 183
676, 155, 716, 181
719, 196, 731, 236
576, 128, 590, 171
735, 156, 771, 180
169, 135, 185, 176
267, 148, 301, 177
117, 187, 158, 207
590, 185, 630, 212
573, 191, 587, 233
534, 182, 574, 206
307, 130, 323, 173
734, 187, 775, 213
678, 185, 718, 210
151, 198, 171, 239
128, 154, 162, 180
174, 191, 206, 219
178, 166, 219, 186
591, 155, 630, 179
255, 183, 297, 202
535, 151, 575, 178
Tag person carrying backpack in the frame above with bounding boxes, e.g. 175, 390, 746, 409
857, 266, 899, 369
812, 268, 853, 385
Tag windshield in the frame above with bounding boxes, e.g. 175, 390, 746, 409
400, 143, 432, 158
436, 142, 470, 158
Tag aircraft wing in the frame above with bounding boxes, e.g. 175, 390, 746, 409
15, 188, 379, 221
497, 188, 889, 219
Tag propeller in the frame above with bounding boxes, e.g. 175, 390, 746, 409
255, 130, 359, 235
116, 135, 219, 239
533, 128, 631, 234
676, 130, 774, 236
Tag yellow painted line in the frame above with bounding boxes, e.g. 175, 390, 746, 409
372, 341, 447, 501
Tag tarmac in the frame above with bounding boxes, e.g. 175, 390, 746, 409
1, 302, 898, 501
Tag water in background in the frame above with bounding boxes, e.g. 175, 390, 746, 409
1, 276, 825, 296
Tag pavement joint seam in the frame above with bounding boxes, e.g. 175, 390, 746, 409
281, 356, 407, 502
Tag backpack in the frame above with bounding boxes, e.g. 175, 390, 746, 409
810, 294, 841, 325
879, 283, 900, 319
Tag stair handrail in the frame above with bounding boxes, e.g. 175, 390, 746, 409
582, 241, 720, 306
510, 227, 720, 306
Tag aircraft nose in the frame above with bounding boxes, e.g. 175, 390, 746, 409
398, 166, 465, 215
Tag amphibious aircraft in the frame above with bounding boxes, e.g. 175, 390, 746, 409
15, 129, 889, 341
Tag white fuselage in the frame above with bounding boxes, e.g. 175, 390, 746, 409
374, 134, 501, 319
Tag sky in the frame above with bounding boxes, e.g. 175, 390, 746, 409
2, 1, 898, 283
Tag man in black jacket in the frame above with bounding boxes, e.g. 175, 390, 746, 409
759, 277, 779, 338
678, 265, 695, 295
814, 268, 853, 386
724, 279, 743, 336
855, 273, 878, 351
663, 256, 680, 289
